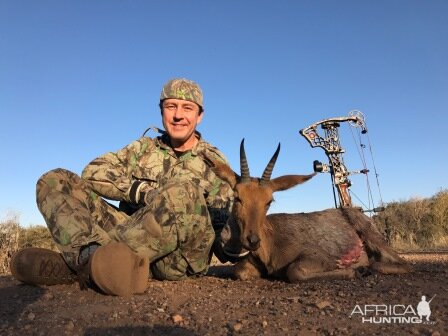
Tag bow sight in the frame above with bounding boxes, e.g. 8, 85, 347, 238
300, 111, 384, 212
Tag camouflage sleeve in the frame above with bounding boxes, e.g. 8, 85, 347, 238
81, 137, 155, 201
200, 146, 234, 235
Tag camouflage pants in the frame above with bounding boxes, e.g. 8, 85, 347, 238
36, 168, 215, 280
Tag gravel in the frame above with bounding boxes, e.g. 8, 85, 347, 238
0, 253, 446, 335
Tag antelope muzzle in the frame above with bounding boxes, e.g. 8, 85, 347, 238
246, 233, 261, 251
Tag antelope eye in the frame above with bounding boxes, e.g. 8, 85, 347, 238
234, 196, 242, 204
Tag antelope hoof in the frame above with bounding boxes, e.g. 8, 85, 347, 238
234, 261, 262, 280
355, 266, 373, 278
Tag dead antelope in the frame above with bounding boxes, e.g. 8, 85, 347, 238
206, 140, 410, 282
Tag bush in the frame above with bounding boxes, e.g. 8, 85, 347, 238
18, 225, 57, 251
374, 189, 448, 251
0, 214, 21, 274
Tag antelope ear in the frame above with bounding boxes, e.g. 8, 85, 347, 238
201, 153, 239, 189
270, 173, 316, 192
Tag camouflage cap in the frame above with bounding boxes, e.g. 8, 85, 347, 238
160, 78, 203, 108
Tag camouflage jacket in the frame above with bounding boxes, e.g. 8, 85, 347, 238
81, 130, 233, 233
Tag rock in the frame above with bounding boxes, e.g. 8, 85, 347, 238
42, 292, 54, 301
315, 300, 332, 309
287, 296, 300, 303
233, 322, 243, 331
65, 320, 75, 331
27, 312, 35, 321
171, 314, 183, 324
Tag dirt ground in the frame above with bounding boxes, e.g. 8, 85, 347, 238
0, 253, 446, 336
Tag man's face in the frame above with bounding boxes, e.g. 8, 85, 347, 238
161, 98, 203, 151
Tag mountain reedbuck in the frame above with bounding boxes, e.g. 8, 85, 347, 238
206, 140, 410, 282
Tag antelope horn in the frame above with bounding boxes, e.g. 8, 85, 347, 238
260, 143, 281, 184
240, 139, 251, 182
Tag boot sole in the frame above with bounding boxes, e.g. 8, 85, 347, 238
10, 248, 77, 286
90, 242, 149, 296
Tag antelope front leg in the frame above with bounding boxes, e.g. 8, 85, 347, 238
370, 261, 412, 274
286, 259, 356, 283
234, 258, 262, 280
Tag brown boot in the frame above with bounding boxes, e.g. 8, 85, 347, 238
10, 248, 77, 285
89, 241, 149, 297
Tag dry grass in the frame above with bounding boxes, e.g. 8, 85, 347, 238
400, 252, 448, 263
0, 215, 20, 274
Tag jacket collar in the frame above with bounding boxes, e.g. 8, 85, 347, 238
155, 130, 204, 156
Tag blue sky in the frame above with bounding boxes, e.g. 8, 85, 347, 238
1, 1, 447, 226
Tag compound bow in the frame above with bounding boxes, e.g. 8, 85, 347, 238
299, 111, 383, 212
